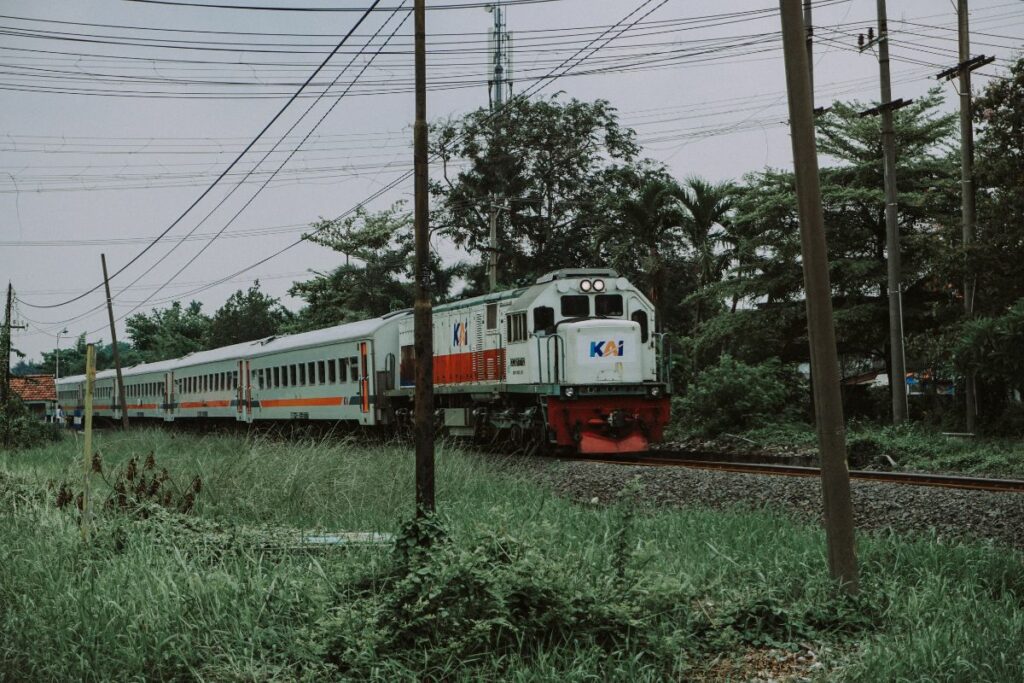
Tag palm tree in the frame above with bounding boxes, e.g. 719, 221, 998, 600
602, 178, 685, 326
671, 177, 736, 325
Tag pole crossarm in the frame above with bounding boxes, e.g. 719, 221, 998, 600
858, 98, 914, 118
936, 54, 995, 81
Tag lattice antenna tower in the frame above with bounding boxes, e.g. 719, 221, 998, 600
486, 2, 513, 109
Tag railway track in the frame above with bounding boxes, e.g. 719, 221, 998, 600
572, 453, 1024, 493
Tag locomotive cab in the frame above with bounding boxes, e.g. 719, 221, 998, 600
517, 269, 671, 454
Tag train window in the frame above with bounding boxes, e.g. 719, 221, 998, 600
290, 365, 297, 387
486, 302, 498, 330
298, 364, 306, 386
631, 310, 649, 343
532, 305, 557, 335
317, 361, 326, 385
232, 371, 238, 390
349, 357, 359, 382
328, 359, 337, 384
507, 312, 528, 342
256, 370, 263, 390
307, 361, 316, 385
560, 295, 589, 317
595, 294, 623, 317
273, 367, 280, 388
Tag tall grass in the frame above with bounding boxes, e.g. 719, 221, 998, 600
736, 421, 1024, 476
1, 429, 1022, 680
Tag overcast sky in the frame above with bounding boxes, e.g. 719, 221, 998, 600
2, 0, 1022, 362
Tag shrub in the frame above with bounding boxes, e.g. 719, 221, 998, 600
675, 356, 805, 436
0, 398, 62, 450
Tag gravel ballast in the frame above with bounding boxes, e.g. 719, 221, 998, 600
535, 459, 1024, 549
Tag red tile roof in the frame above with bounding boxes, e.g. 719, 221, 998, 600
10, 375, 56, 402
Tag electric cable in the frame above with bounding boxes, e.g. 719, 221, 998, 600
15, 0, 385, 309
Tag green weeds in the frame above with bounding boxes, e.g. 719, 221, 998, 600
0, 429, 1021, 680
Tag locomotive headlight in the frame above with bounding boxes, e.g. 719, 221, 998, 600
579, 279, 593, 292
649, 386, 662, 398
564, 386, 576, 398
592, 278, 605, 292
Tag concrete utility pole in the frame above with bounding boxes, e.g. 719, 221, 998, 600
936, 0, 992, 433
101, 254, 129, 429
958, 0, 977, 434
804, 0, 814, 101
1, 283, 12, 405
413, 0, 435, 515
81, 343, 96, 542
861, 0, 910, 425
1, 283, 26, 407
779, 0, 859, 593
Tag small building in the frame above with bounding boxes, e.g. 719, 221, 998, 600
10, 375, 57, 421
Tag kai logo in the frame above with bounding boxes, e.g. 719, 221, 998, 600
452, 320, 469, 347
589, 339, 625, 358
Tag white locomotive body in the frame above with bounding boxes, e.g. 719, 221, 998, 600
56, 269, 671, 454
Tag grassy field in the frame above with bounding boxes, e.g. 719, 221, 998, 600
691, 421, 1024, 477
1, 429, 1023, 681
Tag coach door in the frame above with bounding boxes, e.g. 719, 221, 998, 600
164, 372, 174, 421
236, 359, 252, 422
359, 342, 370, 414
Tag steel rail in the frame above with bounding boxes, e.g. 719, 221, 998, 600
572, 454, 1024, 493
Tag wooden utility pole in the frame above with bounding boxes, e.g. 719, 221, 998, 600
936, 1, 991, 433
413, 0, 435, 515
779, 0, 859, 593
860, 0, 910, 424
82, 343, 96, 542
101, 254, 129, 429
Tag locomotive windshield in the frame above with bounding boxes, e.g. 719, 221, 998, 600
595, 294, 623, 316
560, 295, 589, 317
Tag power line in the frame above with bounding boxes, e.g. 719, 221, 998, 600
15, 0, 385, 310
103, 5, 414, 329
124, 0, 568, 11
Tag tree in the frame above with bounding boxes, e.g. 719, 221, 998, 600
597, 172, 689, 327
10, 360, 41, 376
431, 94, 644, 288
706, 91, 959, 383
674, 176, 736, 326
289, 202, 461, 331
126, 301, 211, 362
206, 281, 290, 348
953, 298, 1024, 427
38, 335, 143, 376
971, 56, 1024, 316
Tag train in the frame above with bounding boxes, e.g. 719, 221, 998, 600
56, 268, 672, 454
